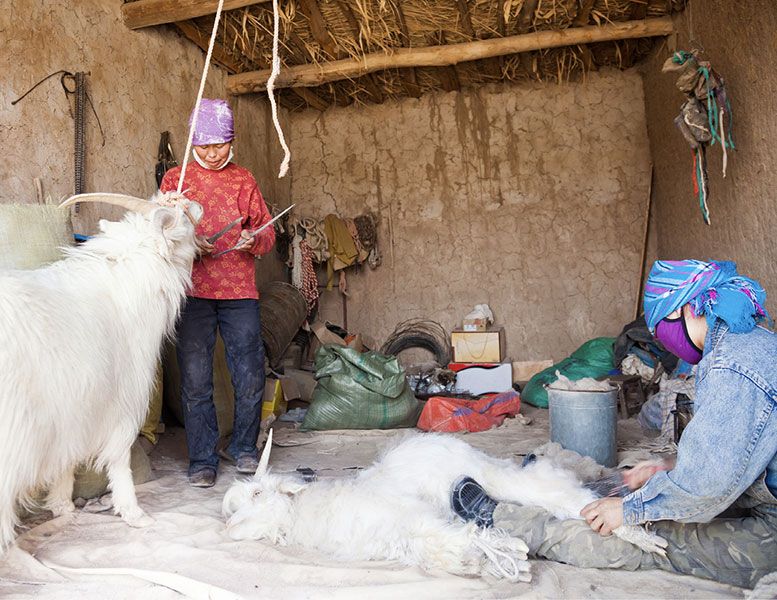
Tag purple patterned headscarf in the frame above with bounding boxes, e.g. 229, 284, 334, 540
189, 98, 234, 146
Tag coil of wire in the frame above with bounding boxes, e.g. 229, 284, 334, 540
380, 319, 451, 366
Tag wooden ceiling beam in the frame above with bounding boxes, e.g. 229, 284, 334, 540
517, 0, 540, 76
334, 0, 384, 104
296, 0, 338, 59
122, 0, 269, 30
280, 33, 333, 109
390, 0, 422, 98
292, 87, 330, 111
228, 17, 674, 93
276, 90, 302, 112
630, 1, 649, 20
174, 21, 241, 73
573, 0, 597, 26
454, 0, 502, 81
456, 0, 476, 38
435, 31, 462, 93
494, 0, 506, 75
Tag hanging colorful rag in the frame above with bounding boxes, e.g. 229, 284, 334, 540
662, 50, 735, 225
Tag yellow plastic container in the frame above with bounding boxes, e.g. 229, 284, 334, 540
262, 379, 287, 421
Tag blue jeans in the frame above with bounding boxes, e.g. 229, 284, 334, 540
177, 297, 266, 475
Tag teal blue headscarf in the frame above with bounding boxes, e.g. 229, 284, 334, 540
643, 260, 769, 333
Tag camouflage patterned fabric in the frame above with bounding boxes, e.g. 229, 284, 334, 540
493, 475, 777, 589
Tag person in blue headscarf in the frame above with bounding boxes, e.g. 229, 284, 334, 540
453, 259, 777, 589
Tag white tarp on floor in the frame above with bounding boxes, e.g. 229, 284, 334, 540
0, 409, 744, 599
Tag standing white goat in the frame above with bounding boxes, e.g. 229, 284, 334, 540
223, 431, 667, 582
0, 192, 202, 552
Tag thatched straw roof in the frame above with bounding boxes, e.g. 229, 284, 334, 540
123, 0, 685, 111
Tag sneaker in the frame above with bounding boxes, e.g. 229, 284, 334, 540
236, 455, 259, 474
189, 469, 216, 488
451, 476, 498, 528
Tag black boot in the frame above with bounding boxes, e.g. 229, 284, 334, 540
450, 476, 498, 528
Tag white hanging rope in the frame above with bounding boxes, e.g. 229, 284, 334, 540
268, 0, 292, 178
177, 0, 227, 193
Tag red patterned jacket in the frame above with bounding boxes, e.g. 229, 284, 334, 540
160, 162, 275, 300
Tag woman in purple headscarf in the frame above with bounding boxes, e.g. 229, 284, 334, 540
454, 259, 777, 588
160, 99, 275, 488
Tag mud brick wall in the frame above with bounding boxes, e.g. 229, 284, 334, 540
288, 70, 652, 360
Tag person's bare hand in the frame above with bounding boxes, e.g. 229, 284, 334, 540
623, 458, 672, 490
234, 230, 255, 253
195, 235, 215, 256
581, 497, 624, 535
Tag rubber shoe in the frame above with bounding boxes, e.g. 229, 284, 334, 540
451, 476, 497, 528
189, 469, 216, 488
236, 455, 259, 474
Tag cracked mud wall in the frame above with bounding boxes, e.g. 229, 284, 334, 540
289, 71, 652, 360
0, 1, 288, 238
1, 0, 287, 282
641, 1, 777, 315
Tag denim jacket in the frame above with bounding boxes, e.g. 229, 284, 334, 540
623, 320, 777, 525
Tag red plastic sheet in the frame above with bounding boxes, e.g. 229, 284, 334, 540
416, 390, 521, 433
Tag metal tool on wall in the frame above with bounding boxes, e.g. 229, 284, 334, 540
155, 131, 178, 188
11, 70, 105, 213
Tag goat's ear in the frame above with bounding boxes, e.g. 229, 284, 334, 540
278, 478, 305, 496
152, 207, 178, 231
186, 201, 204, 224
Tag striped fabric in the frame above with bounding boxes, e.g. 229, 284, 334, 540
643, 260, 769, 333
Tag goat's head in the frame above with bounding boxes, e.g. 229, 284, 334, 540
59, 191, 203, 267
222, 430, 307, 544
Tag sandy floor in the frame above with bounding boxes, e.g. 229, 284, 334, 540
0, 408, 744, 599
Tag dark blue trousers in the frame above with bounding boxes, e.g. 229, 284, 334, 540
176, 297, 265, 475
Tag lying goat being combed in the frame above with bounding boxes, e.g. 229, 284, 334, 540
223, 431, 667, 582
0, 192, 202, 553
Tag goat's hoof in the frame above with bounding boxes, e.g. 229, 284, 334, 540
122, 509, 154, 528
640, 534, 668, 557
483, 557, 532, 582
47, 500, 75, 517
613, 525, 668, 556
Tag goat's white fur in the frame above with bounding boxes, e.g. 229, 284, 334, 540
223, 432, 666, 582
0, 192, 201, 552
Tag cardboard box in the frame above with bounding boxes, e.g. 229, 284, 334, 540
309, 322, 365, 358
451, 327, 506, 363
512, 359, 554, 382
450, 362, 513, 395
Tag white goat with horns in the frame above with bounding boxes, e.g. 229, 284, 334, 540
224, 431, 667, 582
0, 192, 202, 552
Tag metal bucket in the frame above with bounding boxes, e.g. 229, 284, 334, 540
260, 281, 308, 367
548, 386, 618, 467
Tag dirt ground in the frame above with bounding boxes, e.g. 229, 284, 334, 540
0, 408, 744, 599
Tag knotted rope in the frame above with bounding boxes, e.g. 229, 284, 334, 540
177, 0, 226, 193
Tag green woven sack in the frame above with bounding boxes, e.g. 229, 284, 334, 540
301, 345, 422, 431
521, 337, 616, 408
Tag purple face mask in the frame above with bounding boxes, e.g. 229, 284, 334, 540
655, 314, 704, 364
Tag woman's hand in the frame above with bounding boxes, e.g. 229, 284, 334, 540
581, 497, 624, 535
234, 230, 255, 253
623, 458, 673, 491
195, 235, 215, 256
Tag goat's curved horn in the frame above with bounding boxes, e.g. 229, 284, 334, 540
255, 429, 273, 479
59, 193, 155, 215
